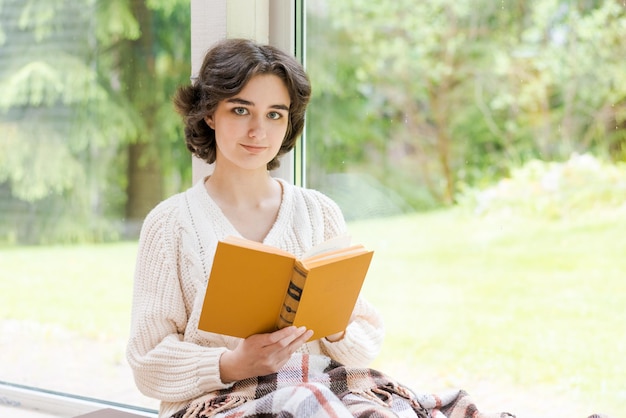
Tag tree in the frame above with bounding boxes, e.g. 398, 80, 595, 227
306, 0, 626, 207
310, 0, 524, 204
0, 0, 191, 244
113, 0, 191, 235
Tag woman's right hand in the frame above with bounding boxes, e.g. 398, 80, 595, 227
219, 326, 313, 383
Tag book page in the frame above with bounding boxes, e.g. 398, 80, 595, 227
302, 245, 367, 268
301, 234, 352, 259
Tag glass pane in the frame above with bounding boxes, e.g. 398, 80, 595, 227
1, 0, 191, 412
305, 1, 626, 417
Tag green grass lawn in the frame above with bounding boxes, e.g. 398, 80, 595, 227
1, 208, 625, 415
350, 209, 626, 415
0, 242, 138, 338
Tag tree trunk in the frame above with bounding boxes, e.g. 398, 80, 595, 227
431, 87, 455, 205
123, 0, 163, 237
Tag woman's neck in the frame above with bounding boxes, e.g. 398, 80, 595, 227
204, 166, 283, 242
205, 166, 278, 209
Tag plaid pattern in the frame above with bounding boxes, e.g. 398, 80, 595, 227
170, 354, 515, 418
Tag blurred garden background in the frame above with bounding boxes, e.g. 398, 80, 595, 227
1, 1, 625, 417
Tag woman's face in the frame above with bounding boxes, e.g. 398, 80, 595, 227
206, 74, 291, 171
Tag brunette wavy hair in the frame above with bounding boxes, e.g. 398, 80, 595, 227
173, 38, 311, 170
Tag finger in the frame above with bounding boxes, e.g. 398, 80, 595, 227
298, 329, 314, 343
267, 326, 306, 345
245, 326, 297, 347
286, 329, 314, 352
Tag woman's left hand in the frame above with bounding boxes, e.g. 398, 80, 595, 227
219, 326, 313, 383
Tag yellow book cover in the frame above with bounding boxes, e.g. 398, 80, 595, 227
198, 235, 373, 340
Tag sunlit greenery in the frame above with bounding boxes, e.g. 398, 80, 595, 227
0, 0, 191, 244
357, 210, 624, 413
2, 1, 626, 243
458, 153, 626, 219
2, 1, 625, 415
306, 0, 626, 208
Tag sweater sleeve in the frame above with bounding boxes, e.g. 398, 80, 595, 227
318, 296, 385, 367
125, 203, 233, 403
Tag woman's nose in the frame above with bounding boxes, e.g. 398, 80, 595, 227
248, 116, 267, 139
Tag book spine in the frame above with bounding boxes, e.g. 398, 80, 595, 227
276, 263, 307, 329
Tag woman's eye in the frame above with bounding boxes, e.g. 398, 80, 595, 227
233, 107, 248, 115
267, 111, 282, 120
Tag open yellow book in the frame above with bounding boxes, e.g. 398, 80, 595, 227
198, 235, 374, 340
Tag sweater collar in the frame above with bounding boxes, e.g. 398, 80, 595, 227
191, 176, 293, 245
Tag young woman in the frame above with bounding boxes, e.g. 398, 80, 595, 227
126, 38, 513, 418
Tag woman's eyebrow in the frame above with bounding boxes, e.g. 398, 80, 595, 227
271, 104, 290, 111
226, 97, 289, 111
226, 98, 253, 106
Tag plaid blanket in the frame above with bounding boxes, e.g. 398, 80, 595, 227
171, 354, 515, 418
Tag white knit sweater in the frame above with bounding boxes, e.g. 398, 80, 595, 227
126, 178, 385, 418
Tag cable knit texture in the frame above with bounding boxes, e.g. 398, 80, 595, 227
126, 178, 385, 418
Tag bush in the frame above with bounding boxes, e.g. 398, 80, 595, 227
458, 154, 626, 219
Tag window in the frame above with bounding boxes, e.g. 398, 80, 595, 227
2, 1, 624, 417
304, 2, 625, 417
0, 0, 190, 415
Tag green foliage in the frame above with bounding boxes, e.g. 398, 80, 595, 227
304, 15, 380, 177
3, 1, 626, 242
306, 1, 626, 209
95, 0, 141, 45
486, 1, 626, 160
147, 0, 189, 18
0, 0, 191, 244
17, 0, 63, 41
0, 55, 105, 108
0, 126, 83, 201
148, 0, 193, 194
0, 1, 134, 212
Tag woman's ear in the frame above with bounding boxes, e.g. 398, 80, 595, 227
204, 115, 215, 129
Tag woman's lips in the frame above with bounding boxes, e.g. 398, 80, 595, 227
241, 144, 267, 154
